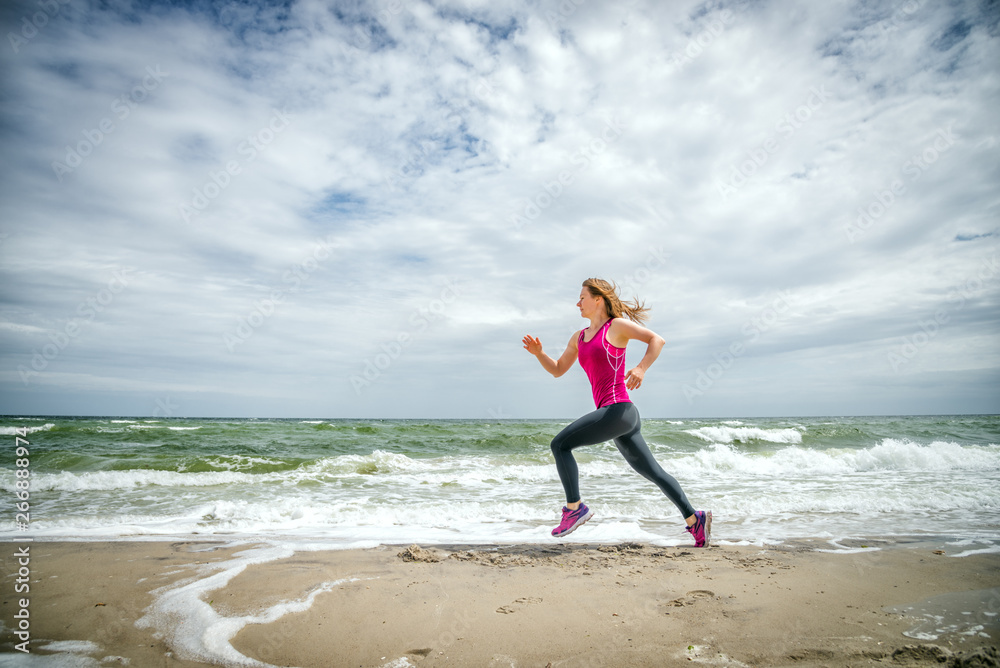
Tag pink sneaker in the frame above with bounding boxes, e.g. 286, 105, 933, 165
551, 504, 593, 537
686, 510, 712, 547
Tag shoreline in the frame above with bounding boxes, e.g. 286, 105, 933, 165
2, 538, 998, 667
5, 532, 999, 553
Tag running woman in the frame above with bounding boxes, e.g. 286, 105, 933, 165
522, 278, 711, 547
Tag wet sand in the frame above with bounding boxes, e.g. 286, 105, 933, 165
2, 539, 998, 667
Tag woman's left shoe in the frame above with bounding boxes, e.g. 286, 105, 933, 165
551, 503, 593, 537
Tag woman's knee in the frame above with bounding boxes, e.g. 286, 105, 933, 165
551, 425, 581, 453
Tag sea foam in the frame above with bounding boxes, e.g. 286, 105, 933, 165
685, 425, 802, 444
670, 439, 1000, 477
136, 543, 357, 667
0, 423, 55, 435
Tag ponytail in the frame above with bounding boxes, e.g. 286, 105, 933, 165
582, 278, 650, 324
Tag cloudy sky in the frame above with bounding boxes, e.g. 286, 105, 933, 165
0, 0, 997, 419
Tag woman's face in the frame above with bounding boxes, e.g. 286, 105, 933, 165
577, 287, 603, 319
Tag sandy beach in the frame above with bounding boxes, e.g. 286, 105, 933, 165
2, 539, 998, 667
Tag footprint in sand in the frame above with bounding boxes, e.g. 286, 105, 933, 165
668, 590, 716, 607
496, 597, 543, 613
687, 590, 715, 599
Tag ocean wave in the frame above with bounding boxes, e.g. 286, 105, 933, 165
190, 454, 287, 472
4, 468, 257, 492
308, 450, 433, 476
685, 425, 803, 445
193, 497, 552, 528
304, 450, 561, 485
0, 450, 557, 492
850, 439, 1000, 472
5, 484, 998, 544
672, 439, 1000, 476
0, 423, 55, 435
711, 486, 1000, 515
12, 486, 996, 543
7, 439, 997, 496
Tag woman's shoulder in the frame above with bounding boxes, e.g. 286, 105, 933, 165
606, 317, 636, 347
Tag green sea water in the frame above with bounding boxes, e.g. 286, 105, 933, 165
2, 414, 998, 546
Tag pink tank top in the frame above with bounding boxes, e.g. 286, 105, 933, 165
578, 319, 631, 409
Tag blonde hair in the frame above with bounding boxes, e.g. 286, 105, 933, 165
583, 278, 649, 324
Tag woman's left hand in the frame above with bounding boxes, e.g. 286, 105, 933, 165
625, 366, 645, 390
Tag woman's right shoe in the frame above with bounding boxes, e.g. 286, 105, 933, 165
686, 510, 712, 547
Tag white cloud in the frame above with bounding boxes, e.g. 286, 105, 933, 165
1, 0, 997, 417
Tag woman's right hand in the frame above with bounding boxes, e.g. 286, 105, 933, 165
526, 332, 578, 378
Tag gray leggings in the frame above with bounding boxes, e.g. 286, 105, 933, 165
550, 402, 696, 519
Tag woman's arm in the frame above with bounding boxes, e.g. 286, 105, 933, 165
608, 319, 666, 390
522, 332, 579, 378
